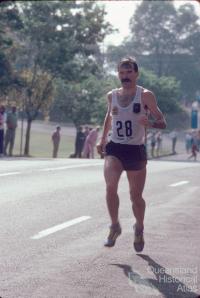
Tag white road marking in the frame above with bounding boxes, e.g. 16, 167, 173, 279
31, 216, 91, 240
169, 180, 189, 187
39, 162, 103, 172
0, 172, 21, 177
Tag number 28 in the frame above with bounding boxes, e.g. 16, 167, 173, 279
116, 120, 132, 137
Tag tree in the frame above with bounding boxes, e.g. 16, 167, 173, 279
52, 74, 119, 127
1, 1, 114, 155
138, 68, 189, 129
130, 1, 178, 76
19, 69, 54, 155
18, 1, 112, 80
106, 1, 200, 99
12, 1, 113, 154
138, 68, 180, 112
0, 1, 23, 97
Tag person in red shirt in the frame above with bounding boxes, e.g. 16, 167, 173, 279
188, 138, 199, 161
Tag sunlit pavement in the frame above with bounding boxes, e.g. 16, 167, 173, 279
0, 158, 199, 298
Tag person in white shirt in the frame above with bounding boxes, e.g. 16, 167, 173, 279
97, 57, 166, 252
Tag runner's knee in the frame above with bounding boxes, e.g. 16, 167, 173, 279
130, 189, 144, 203
106, 183, 118, 196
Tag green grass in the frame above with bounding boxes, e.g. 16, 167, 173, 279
13, 127, 75, 158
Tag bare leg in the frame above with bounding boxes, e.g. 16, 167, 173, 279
90, 144, 94, 158
3, 129, 10, 155
104, 156, 123, 225
126, 167, 146, 230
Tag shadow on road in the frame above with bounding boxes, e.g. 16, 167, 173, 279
110, 254, 199, 298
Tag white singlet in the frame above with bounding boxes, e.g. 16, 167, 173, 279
110, 85, 146, 145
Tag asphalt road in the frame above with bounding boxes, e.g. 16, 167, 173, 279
0, 158, 200, 298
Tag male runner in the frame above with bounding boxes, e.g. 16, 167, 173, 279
97, 57, 166, 252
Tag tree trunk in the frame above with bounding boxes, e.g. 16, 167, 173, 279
24, 119, 32, 156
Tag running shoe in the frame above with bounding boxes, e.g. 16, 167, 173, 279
104, 222, 122, 247
133, 224, 144, 252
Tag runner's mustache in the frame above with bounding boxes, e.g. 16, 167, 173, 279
121, 78, 131, 83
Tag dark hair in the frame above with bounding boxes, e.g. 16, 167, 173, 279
117, 57, 138, 72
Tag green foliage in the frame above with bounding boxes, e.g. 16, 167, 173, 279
1, 0, 192, 135
0, 52, 12, 94
20, 69, 54, 120
107, 1, 200, 99
138, 68, 180, 114
18, 1, 112, 80
52, 74, 119, 127
93, 75, 120, 124
14, 0, 113, 128
138, 68, 189, 129
19, 69, 54, 155
53, 66, 188, 129
138, 68, 181, 114
0, 2, 22, 96
0, 1, 113, 154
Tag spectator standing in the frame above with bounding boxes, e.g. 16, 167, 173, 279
188, 138, 198, 161
196, 130, 200, 151
155, 131, 162, 157
83, 126, 100, 158
0, 105, 6, 157
74, 126, 86, 158
170, 129, 178, 154
185, 132, 192, 154
80, 126, 91, 158
150, 132, 156, 158
4, 106, 18, 156
52, 126, 61, 158
84, 126, 90, 138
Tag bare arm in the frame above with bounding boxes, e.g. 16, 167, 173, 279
96, 92, 112, 155
140, 90, 167, 129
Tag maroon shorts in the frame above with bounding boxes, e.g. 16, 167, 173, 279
105, 141, 147, 171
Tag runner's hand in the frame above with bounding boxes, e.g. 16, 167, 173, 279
96, 142, 106, 156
